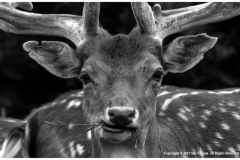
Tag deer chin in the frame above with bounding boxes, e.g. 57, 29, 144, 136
95, 125, 135, 143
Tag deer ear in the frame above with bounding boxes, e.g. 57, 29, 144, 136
162, 33, 217, 73
23, 41, 81, 78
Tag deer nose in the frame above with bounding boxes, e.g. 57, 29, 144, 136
108, 107, 136, 127
108, 98, 136, 127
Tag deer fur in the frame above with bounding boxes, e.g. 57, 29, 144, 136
0, 26, 218, 157
6, 2, 240, 158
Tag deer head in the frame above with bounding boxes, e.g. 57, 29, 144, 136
0, 2, 240, 158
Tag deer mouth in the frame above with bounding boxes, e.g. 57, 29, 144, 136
96, 123, 137, 143
103, 123, 135, 133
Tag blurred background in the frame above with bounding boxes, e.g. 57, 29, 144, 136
0, 2, 240, 119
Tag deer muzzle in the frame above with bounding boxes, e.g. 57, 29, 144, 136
95, 98, 140, 143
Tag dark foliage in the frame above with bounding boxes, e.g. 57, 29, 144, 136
0, 2, 240, 119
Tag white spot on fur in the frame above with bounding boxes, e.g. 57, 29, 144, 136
207, 144, 214, 153
191, 92, 200, 95
215, 133, 224, 139
159, 86, 168, 90
66, 100, 82, 109
51, 102, 57, 106
76, 144, 85, 156
228, 147, 239, 158
232, 112, 240, 120
220, 123, 230, 130
68, 123, 74, 129
70, 92, 84, 97
38, 105, 50, 110
59, 147, 68, 158
219, 107, 227, 113
179, 108, 186, 113
218, 103, 224, 106
87, 131, 91, 140
161, 93, 188, 110
166, 117, 173, 121
237, 144, 240, 151
200, 104, 205, 107
198, 147, 204, 158
228, 102, 235, 107
184, 106, 191, 112
177, 112, 188, 121
157, 91, 170, 97
213, 140, 221, 147
75, 91, 84, 97
204, 110, 212, 115
201, 115, 208, 121
60, 99, 67, 104
217, 89, 240, 95
191, 148, 197, 156
69, 141, 76, 158
159, 112, 165, 116
199, 122, 206, 129
208, 89, 240, 95
208, 91, 215, 94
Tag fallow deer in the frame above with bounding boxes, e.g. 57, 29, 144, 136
1, 2, 240, 158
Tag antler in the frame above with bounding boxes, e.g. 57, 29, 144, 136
0, 2, 100, 47
132, 2, 240, 39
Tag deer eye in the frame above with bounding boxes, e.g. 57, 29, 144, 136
152, 71, 163, 82
80, 74, 91, 85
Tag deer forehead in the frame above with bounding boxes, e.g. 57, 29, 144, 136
82, 34, 163, 77
83, 55, 162, 88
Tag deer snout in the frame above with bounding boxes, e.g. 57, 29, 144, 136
108, 107, 136, 126
106, 98, 139, 127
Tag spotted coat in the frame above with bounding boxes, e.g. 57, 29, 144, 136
3, 85, 239, 157
157, 85, 240, 158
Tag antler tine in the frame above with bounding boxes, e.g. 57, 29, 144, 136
0, 2, 100, 47
83, 3, 100, 37
131, 2, 156, 35
132, 2, 240, 39
154, 2, 240, 39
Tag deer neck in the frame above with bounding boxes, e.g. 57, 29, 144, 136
145, 117, 188, 157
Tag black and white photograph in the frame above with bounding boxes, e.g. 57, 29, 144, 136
0, 2, 240, 158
